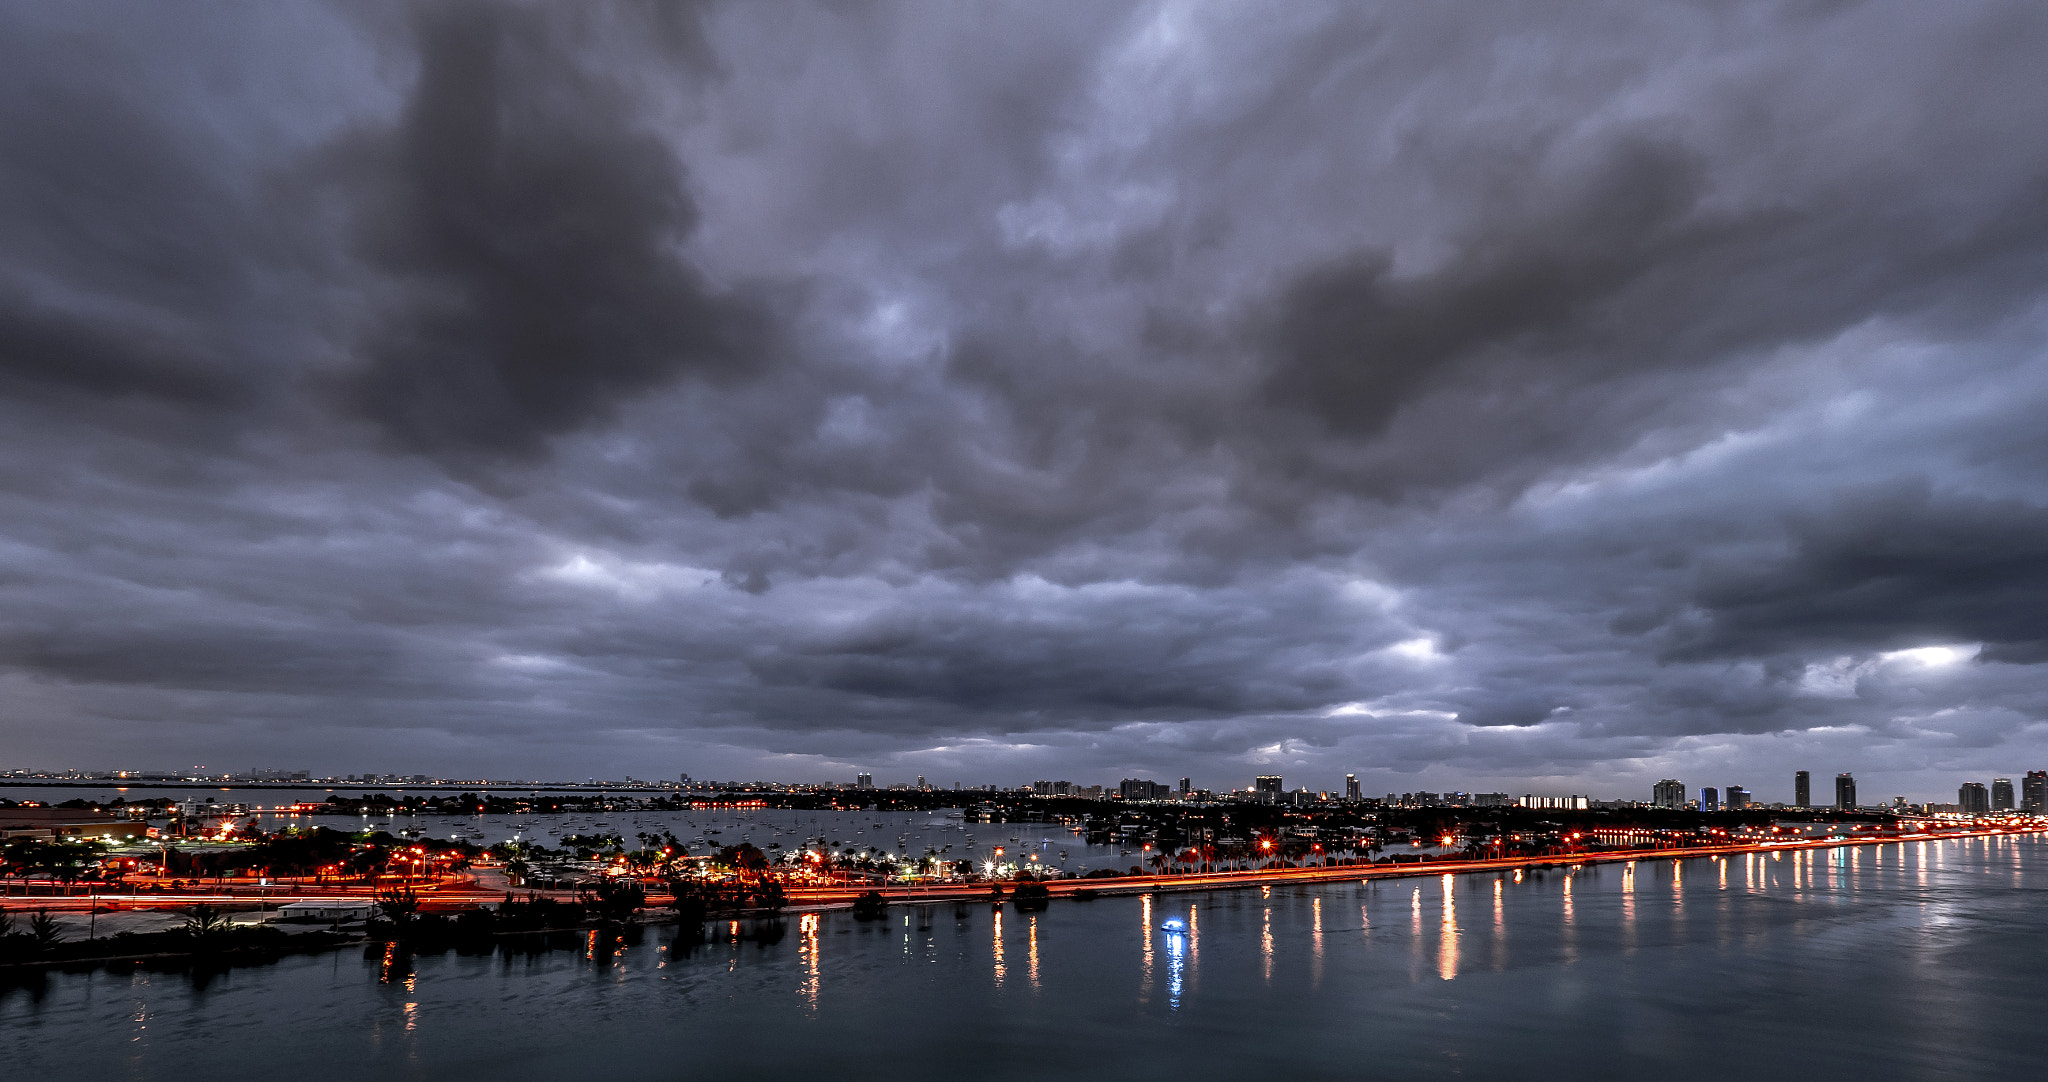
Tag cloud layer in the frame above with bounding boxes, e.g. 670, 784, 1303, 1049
3, 0, 2048, 800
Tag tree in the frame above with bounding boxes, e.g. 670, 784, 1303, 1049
3, 838, 108, 891
28, 908, 64, 948
581, 877, 647, 924
180, 903, 233, 941
376, 884, 422, 928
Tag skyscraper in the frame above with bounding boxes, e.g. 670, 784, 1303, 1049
1795, 770, 1810, 808
2024, 771, 2047, 813
1835, 773, 1856, 810
1255, 775, 1283, 795
1700, 786, 1720, 812
1960, 781, 1990, 815
856, 772, 873, 789
1653, 779, 1686, 808
1345, 774, 1361, 801
1180, 777, 1192, 795
1992, 778, 2014, 812
1726, 785, 1751, 809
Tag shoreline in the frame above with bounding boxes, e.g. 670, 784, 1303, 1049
5, 823, 2031, 915
1, 826, 2035, 976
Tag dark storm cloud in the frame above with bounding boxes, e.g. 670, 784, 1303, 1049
739, 577, 1379, 720
4, 1, 2048, 796
1263, 139, 1725, 441
1248, 105, 2048, 502
339, 2, 770, 459
1673, 484, 2048, 664
0, 11, 264, 413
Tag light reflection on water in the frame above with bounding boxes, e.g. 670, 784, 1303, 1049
991, 909, 1004, 988
799, 912, 820, 1009
1260, 902, 1273, 984
10, 837, 2048, 1079
1138, 892, 1152, 1001
1164, 924, 1185, 1011
1437, 874, 1457, 981
1027, 916, 1040, 992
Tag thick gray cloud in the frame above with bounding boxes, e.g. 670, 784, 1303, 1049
338, 2, 772, 459
2, 0, 2047, 800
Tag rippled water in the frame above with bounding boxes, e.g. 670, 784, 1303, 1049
7, 834, 2044, 1080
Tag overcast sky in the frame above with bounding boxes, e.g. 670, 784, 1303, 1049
4, 1, 2048, 800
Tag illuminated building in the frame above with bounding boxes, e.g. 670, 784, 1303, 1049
2024, 771, 2047, 813
0, 807, 151, 842
1960, 781, 1990, 815
1345, 774, 1361, 801
1653, 779, 1687, 808
1725, 785, 1751, 809
1700, 786, 1719, 812
1836, 773, 1856, 810
1254, 775, 1283, 795
1518, 794, 1588, 810
1991, 778, 2014, 812
1120, 778, 1171, 800
1795, 770, 1810, 808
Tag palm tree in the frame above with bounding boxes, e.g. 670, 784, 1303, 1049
180, 903, 233, 939
375, 884, 422, 929
27, 909, 64, 949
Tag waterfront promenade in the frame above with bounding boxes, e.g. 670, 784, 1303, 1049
4, 823, 2036, 916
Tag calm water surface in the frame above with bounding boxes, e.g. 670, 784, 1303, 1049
6, 834, 2044, 1080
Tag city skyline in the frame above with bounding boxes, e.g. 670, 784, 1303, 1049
8, 761, 2042, 811
4, 4, 2048, 795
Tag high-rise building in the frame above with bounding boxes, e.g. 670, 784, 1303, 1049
1700, 786, 1720, 812
1255, 775, 1284, 795
1960, 781, 1991, 815
855, 772, 873, 789
916, 775, 926, 789
1180, 777, 1192, 795
2024, 771, 2047, 813
1345, 774, 1361, 801
1836, 773, 1856, 810
1726, 786, 1751, 809
1795, 770, 1810, 808
1653, 779, 1686, 808
1120, 778, 1170, 800
1991, 778, 2014, 812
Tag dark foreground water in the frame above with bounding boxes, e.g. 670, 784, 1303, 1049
6, 835, 2044, 1081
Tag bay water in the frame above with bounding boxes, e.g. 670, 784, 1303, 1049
5, 833, 2042, 1079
